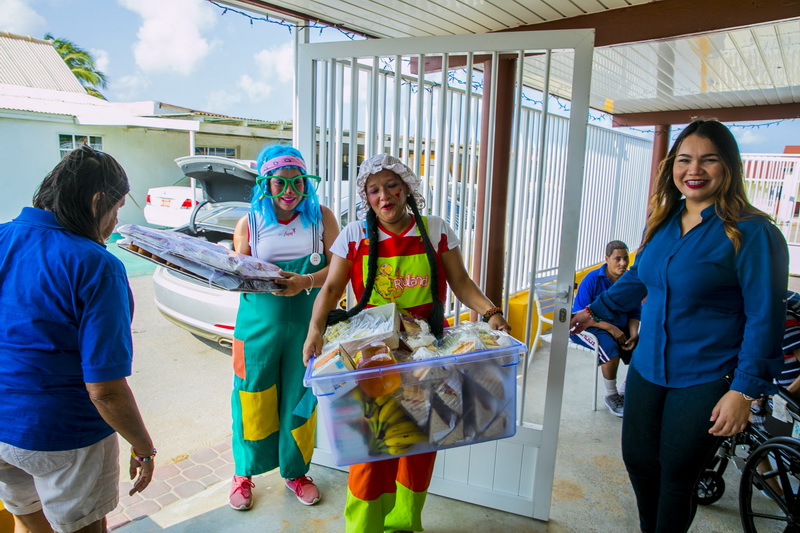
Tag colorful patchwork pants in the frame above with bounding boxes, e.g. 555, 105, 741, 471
345, 452, 436, 533
230, 255, 322, 479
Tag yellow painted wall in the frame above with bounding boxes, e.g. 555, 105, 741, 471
506, 251, 636, 347
445, 251, 636, 348
0, 504, 12, 533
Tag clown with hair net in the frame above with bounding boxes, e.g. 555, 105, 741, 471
303, 153, 510, 533
227, 145, 339, 511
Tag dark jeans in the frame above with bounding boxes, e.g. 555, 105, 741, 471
621, 366, 728, 533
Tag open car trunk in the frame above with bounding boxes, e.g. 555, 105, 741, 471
176, 155, 257, 203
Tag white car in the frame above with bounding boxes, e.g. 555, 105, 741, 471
143, 156, 257, 228
152, 156, 359, 347
144, 186, 204, 228
151, 156, 257, 347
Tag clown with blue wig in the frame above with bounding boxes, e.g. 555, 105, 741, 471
228, 145, 339, 511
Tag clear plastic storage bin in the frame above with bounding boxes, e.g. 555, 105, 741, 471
304, 339, 524, 466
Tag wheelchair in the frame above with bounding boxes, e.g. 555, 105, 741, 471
695, 386, 800, 532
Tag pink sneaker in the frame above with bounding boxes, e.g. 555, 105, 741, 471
285, 476, 320, 505
229, 475, 254, 510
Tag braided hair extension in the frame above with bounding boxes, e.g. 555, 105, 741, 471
326, 197, 444, 340
406, 196, 444, 339
326, 208, 380, 326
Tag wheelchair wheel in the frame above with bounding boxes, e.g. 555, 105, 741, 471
696, 469, 726, 505
739, 437, 800, 533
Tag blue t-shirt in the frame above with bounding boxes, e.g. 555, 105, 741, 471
591, 202, 788, 397
0, 208, 134, 451
572, 264, 641, 329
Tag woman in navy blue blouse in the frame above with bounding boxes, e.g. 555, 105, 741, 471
571, 120, 788, 533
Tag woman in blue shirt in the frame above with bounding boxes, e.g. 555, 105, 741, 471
571, 120, 788, 533
0, 146, 155, 533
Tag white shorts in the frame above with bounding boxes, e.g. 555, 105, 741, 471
0, 434, 120, 533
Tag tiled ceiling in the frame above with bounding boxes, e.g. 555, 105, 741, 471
224, 0, 800, 124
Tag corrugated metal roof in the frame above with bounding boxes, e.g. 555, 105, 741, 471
0, 83, 199, 131
0, 32, 85, 93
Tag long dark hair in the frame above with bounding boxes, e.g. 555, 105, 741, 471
33, 144, 130, 244
327, 193, 445, 339
643, 119, 766, 252
33, 145, 129, 243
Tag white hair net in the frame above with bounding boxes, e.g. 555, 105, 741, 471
356, 154, 426, 218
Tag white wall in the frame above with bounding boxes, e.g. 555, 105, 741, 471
1, 115, 73, 224
1, 114, 279, 227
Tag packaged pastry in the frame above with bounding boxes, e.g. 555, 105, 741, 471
311, 345, 354, 376
396, 378, 431, 428
438, 418, 465, 447
480, 411, 508, 439
323, 303, 401, 353
428, 400, 458, 443
463, 361, 507, 399
433, 371, 463, 416
469, 384, 500, 433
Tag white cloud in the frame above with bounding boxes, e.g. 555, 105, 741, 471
114, 73, 151, 100
203, 75, 272, 118
118, 0, 217, 75
0, 0, 46, 36
205, 89, 243, 115
217, 42, 292, 115
253, 43, 294, 84
736, 128, 766, 147
238, 74, 273, 103
91, 48, 110, 73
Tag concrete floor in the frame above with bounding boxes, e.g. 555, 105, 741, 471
114, 271, 752, 533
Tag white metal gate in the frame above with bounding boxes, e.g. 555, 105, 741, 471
743, 154, 800, 241
297, 29, 595, 520
742, 153, 800, 274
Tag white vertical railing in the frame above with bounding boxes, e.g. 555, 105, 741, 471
743, 153, 800, 244
307, 53, 653, 302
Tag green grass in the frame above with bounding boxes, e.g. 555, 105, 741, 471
107, 232, 156, 278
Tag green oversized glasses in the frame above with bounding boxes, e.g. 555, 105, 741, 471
256, 174, 321, 199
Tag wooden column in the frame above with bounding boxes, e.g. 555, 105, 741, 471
648, 124, 671, 200
471, 56, 517, 308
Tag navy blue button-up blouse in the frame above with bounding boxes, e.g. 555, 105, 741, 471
591, 202, 788, 397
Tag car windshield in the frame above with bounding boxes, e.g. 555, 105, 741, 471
194, 204, 250, 232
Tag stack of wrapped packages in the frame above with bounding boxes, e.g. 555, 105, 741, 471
304, 303, 524, 465
116, 224, 282, 291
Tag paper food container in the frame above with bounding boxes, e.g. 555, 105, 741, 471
322, 303, 402, 354
303, 336, 525, 466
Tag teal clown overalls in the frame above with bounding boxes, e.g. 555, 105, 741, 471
230, 211, 325, 479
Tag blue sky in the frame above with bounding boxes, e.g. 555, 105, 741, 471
1, 0, 797, 154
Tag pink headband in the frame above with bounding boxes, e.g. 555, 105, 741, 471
259, 155, 306, 176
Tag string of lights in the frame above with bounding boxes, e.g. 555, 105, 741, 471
209, 1, 359, 40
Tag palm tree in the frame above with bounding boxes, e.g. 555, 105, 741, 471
44, 33, 108, 99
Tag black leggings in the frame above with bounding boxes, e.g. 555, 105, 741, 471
621, 366, 728, 533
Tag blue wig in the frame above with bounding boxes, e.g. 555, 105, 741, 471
251, 144, 321, 229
